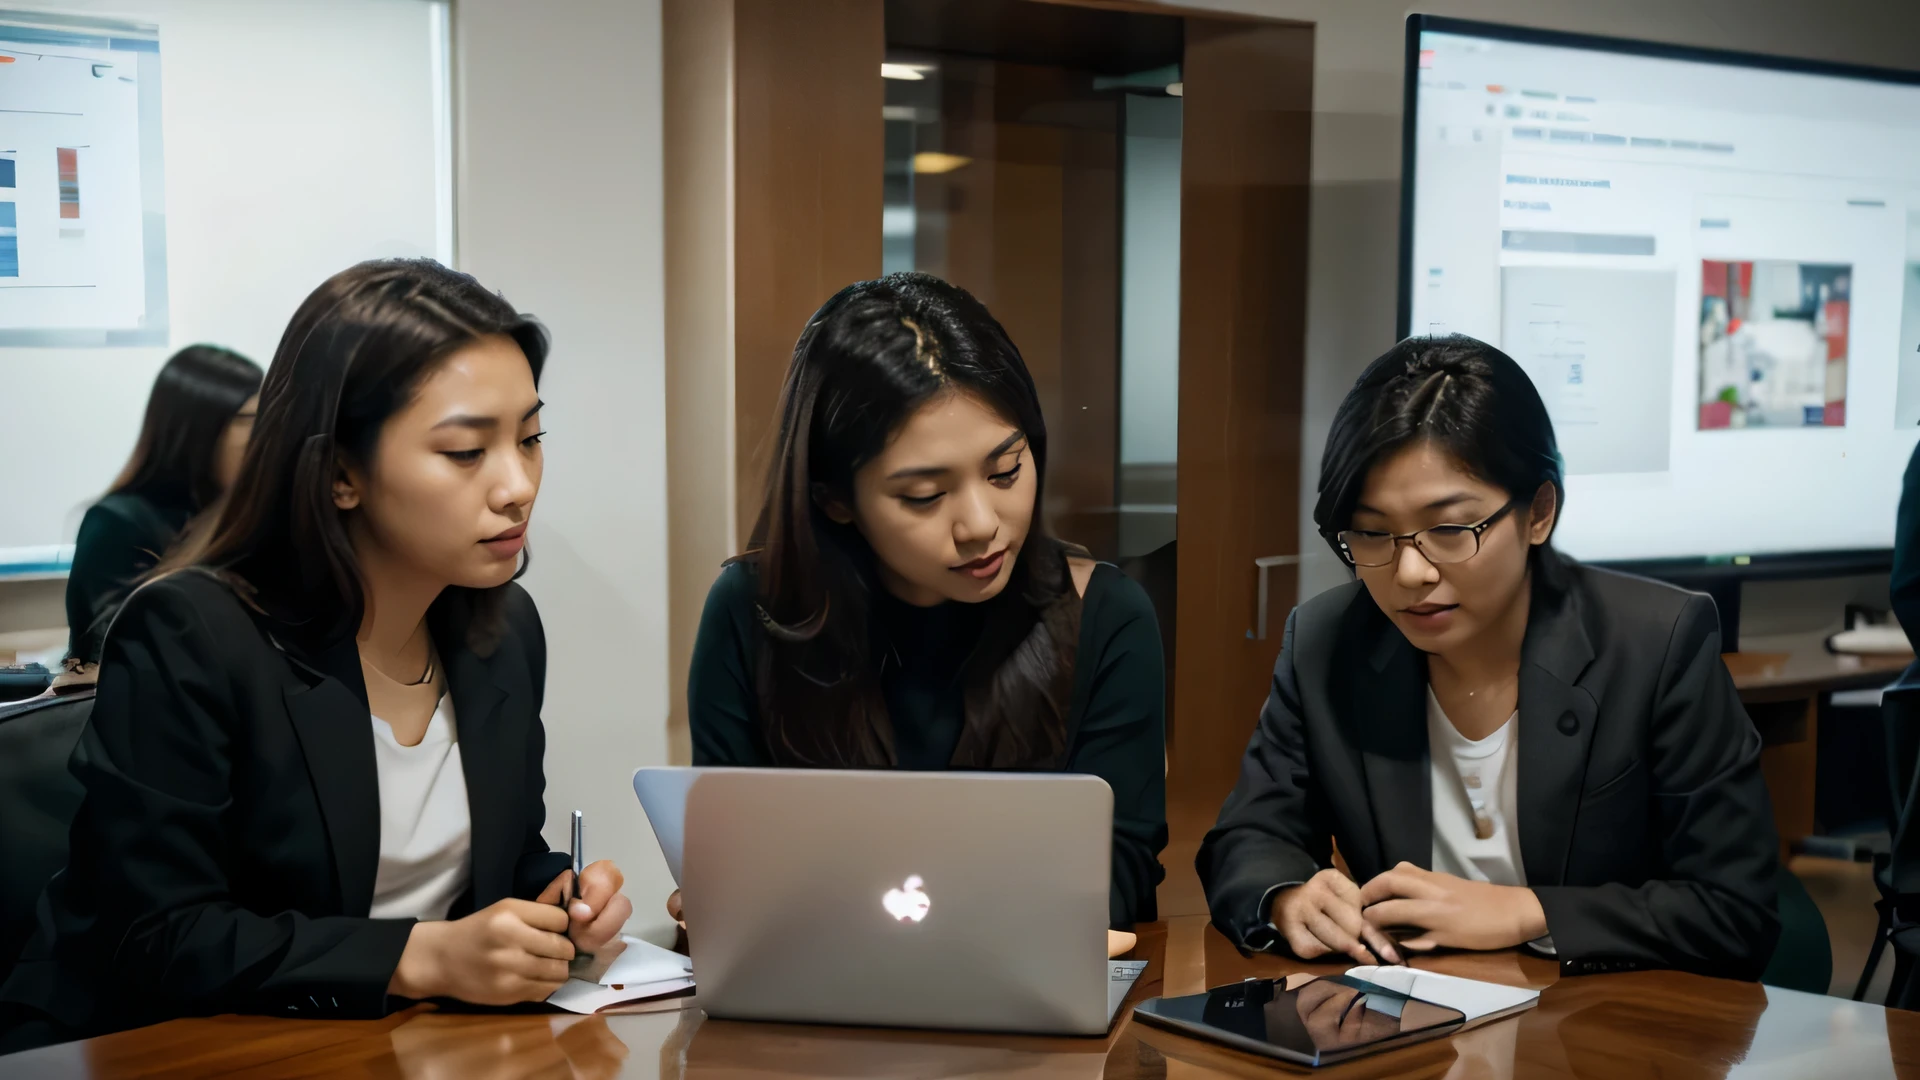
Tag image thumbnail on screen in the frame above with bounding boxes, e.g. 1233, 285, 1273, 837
1697, 260, 1849, 430
1898, 261, 1920, 429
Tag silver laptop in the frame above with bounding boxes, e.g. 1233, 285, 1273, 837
632, 766, 1129, 1036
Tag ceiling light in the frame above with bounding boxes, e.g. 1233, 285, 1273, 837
912, 152, 972, 174
881, 63, 929, 81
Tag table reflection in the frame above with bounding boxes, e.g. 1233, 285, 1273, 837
388, 1013, 633, 1080
668, 1012, 1110, 1078
147, 926, 1905, 1080
1530, 974, 1764, 1079
1726, 987, 1895, 1079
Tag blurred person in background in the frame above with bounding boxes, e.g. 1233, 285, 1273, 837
1893, 440, 1920, 648
64, 345, 263, 667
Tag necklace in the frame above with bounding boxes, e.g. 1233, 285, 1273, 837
1461, 672, 1518, 699
400, 650, 435, 687
363, 623, 435, 687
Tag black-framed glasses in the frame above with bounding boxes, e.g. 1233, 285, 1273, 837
1331, 500, 1524, 568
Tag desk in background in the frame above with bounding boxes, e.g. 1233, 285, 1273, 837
7, 916, 1918, 1078
1728, 642, 1913, 859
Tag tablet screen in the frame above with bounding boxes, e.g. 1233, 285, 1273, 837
1135, 973, 1467, 1065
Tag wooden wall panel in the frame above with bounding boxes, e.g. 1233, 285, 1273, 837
1170, 19, 1314, 812
1054, 118, 1120, 559
911, 58, 1120, 557
733, 0, 885, 546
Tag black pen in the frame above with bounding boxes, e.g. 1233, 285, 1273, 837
569, 809, 585, 908
566, 809, 594, 971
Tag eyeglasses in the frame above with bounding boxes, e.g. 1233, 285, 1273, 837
1331, 500, 1524, 568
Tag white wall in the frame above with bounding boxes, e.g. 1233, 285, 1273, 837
1155, 0, 1920, 601
455, 0, 674, 941
0, 0, 446, 556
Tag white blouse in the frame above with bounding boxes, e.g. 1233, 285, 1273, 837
1427, 687, 1558, 954
368, 694, 473, 922
1426, 687, 1525, 887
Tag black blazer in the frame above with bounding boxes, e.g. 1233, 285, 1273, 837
64, 491, 193, 664
1892, 441, 1920, 647
1196, 563, 1781, 979
0, 570, 566, 1040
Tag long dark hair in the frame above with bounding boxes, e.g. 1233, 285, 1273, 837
161, 259, 549, 651
109, 344, 262, 510
745, 272, 1081, 769
1314, 334, 1569, 592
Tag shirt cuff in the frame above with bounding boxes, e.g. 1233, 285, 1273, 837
1243, 881, 1307, 953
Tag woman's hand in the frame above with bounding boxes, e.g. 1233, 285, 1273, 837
1269, 868, 1402, 964
538, 860, 633, 954
388, 898, 574, 1004
1358, 862, 1547, 952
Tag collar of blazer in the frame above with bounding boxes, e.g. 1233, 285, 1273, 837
1350, 573, 1599, 887
270, 601, 521, 918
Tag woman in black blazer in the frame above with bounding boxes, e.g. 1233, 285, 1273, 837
0, 259, 631, 1049
66, 344, 262, 665
1198, 335, 1780, 979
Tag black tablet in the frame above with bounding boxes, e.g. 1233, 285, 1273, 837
1132, 973, 1468, 1067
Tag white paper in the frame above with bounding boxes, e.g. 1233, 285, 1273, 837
547, 935, 695, 1014
599, 935, 693, 986
1344, 965, 1539, 1024
547, 976, 693, 1015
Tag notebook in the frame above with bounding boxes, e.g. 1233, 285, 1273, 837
1340, 966, 1539, 1028
547, 935, 695, 1014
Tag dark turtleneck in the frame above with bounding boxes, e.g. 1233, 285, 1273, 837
869, 585, 986, 769
65, 489, 197, 664
688, 558, 1170, 927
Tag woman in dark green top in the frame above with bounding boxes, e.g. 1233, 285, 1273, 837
686, 273, 1168, 927
66, 345, 262, 664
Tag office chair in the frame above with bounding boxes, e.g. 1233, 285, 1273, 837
1855, 662, 1920, 1004
0, 690, 91, 978
1761, 865, 1831, 994
0, 662, 53, 703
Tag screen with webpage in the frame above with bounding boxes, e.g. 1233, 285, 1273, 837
1407, 26, 1920, 563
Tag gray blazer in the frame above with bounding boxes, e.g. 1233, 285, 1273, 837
1196, 562, 1781, 979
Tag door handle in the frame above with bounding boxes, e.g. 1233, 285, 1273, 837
1252, 555, 1301, 641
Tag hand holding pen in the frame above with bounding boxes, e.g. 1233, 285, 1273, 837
536, 809, 634, 956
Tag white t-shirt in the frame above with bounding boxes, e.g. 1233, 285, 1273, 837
1426, 687, 1525, 887
1428, 690, 1558, 955
368, 694, 473, 922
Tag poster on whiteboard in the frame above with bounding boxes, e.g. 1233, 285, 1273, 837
0, 9, 167, 346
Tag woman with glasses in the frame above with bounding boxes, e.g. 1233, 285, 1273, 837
1197, 335, 1780, 978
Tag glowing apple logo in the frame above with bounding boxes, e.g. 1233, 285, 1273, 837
882, 875, 931, 923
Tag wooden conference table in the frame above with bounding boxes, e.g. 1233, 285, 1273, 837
9, 916, 1920, 1079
